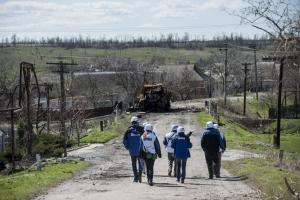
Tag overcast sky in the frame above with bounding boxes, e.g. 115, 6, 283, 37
0, 0, 267, 40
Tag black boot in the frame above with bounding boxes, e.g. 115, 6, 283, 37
138, 172, 142, 183
149, 179, 153, 186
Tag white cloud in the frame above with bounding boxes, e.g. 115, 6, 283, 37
150, 0, 242, 18
0, 0, 134, 31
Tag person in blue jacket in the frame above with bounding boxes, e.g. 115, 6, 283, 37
201, 121, 224, 179
123, 116, 144, 182
171, 126, 192, 183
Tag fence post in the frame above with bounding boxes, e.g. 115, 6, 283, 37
100, 121, 104, 132
278, 150, 284, 168
36, 154, 42, 171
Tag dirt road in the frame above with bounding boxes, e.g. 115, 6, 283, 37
34, 112, 261, 200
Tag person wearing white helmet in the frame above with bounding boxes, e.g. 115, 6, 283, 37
123, 116, 144, 183
171, 126, 192, 183
201, 121, 224, 179
163, 124, 179, 177
213, 123, 226, 177
141, 123, 162, 186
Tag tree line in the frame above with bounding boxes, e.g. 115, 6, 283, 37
2, 33, 271, 50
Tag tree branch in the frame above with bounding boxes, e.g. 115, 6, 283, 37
252, 24, 276, 38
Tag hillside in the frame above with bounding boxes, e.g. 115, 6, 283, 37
0, 46, 217, 70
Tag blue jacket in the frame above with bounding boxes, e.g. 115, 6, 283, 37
123, 124, 144, 156
220, 132, 226, 151
201, 128, 224, 154
171, 132, 192, 159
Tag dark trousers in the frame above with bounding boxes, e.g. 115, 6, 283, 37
214, 152, 222, 176
168, 153, 177, 176
176, 158, 187, 181
131, 155, 142, 181
204, 152, 220, 178
145, 158, 155, 182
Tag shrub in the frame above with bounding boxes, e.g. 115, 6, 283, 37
0, 148, 24, 163
33, 133, 65, 158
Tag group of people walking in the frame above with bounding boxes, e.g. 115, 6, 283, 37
122, 116, 226, 186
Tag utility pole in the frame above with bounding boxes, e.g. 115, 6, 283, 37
45, 83, 53, 134
252, 45, 258, 101
209, 69, 212, 98
47, 61, 77, 157
262, 55, 297, 148
23, 64, 34, 156
219, 43, 228, 105
242, 63, 251, 116
10, 92, 16, 171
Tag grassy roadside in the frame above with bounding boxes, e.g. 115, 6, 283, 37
80, 116, 129, 144
197, 112, 300, 153
0, 116, 129, 200
80, 128, 120, 144
197, 111, 300, 199
0, 161, 89, 200
224, 158, 300, 200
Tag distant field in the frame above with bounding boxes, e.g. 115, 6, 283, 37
0, 46, 217, 71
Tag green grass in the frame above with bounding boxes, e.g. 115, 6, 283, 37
0, 46, 217, 69
224, 158, 300, 200
230, 97, 269, 118
198, 111, 300, 199
80, 116, 129, 144
80, 128, 120, 143
0, 161, 89, 200
197, 112, 300, 153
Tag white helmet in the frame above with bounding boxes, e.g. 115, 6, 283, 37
206, 121, 214, 129
145, 123, 153, 132
131, 116, 139, 123
177, 126, 185, 133
213, 124, 219, 130
171, 124, 179, 131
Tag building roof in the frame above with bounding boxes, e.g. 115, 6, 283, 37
157, 64, 204, 82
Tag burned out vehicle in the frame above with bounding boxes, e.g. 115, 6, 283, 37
137, 84, 171, 112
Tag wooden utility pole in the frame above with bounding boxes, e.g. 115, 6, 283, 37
45, 83, 53, 134
250, 45, 258, 101
242, 63, 251, 116
219, 43, 228, 105
23, 66, 34, 156
262, 55, 297, 148
253, 47, 258, 101
47, 61, 77, 157
209, 69, 212, 98
276, 58, 284, 148
10, 92, 16, 171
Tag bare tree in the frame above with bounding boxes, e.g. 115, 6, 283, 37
236, 0, 299, 53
